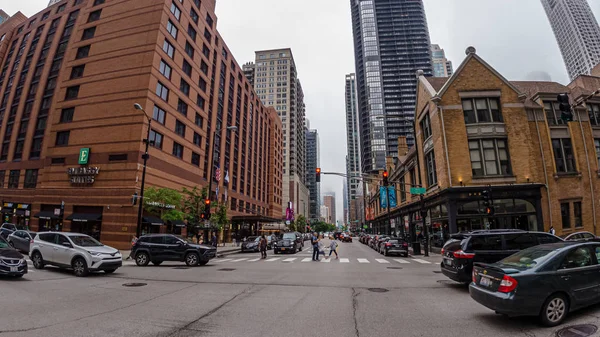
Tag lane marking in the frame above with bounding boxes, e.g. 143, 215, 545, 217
321, 258, 331, 263
339, 258, 350, 263
357, 258, 369, 263
282, 258, 297, 262
265, 258, 280, 262
229, 258, 248, 262
394, 259, 410, 264
215, 259, 232, 263
375, 259, 390, 264
248, 258, 261, 262
413, 259, 431, 264
301, 258, 312, 262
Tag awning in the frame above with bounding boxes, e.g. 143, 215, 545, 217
33, 211, 61, 220
15, 209, 26, 216
66, 213, 102, 222
142, 216, 164, 226
170, 220, 187, 228
1, 208, 13, 214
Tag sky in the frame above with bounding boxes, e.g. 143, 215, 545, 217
4, 0, 600, 223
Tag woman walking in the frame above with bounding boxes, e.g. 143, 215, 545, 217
260, 235, 268, 259
327, 239, 339, 259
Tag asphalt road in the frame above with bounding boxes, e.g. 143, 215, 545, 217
2, 238, 600, 337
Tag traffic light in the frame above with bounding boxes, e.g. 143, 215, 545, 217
485, 206, 495, 216
203, 199, 211, 220
382, 171, 389, 186
482, 188, 490, 207
482, 186, 494, 216
557, 93, 573, 122
316, 167, 321, 182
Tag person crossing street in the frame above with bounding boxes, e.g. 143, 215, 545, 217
327, 239, 339, 259
311, 232, 320, 261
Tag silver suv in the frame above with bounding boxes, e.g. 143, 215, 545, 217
30, 232, 122, 277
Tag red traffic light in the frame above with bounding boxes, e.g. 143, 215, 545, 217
205, 199, 210, 206
316, 168, 321, 173
383, 171, 388, 178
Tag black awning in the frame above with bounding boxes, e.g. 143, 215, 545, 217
142, 216, 164, 226
66, 213, 102, 222
33, 211, 61, 220
169, 220, 186, 227
15, 209, 26, 216
1, 208, 13, 214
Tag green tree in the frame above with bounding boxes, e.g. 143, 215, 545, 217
295, 214, 307, 233
211, 202, 228, 231
143, 187, 184, 222
181, 187, 207, 223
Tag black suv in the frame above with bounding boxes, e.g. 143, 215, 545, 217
274, 232, 303, 254
440, 230, 562, 284
132, 234, 217, 267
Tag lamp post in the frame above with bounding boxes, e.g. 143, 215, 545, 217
207, 125, 238, 204
134, 103, 152, 238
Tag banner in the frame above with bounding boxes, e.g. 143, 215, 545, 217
379, 186, 388, 209
388, 186, 397, 208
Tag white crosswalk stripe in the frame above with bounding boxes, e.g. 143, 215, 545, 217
339, 258, 350, 263
265, 257, 280, 262
394, 259, 410, 264
375, 259, 390, 264
248, 258, 261, 262
321, 258, 331, 263
282, 258, 296, 262
216, 259, 233, 263
412, 259, 431, 264
301, 258, 312, 262
229, 258, 248, 262
357, 258, 369, 263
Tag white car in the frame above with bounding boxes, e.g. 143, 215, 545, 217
30, 232, 122, 277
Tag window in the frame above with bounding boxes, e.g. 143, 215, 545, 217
41, 11, 50, 20
574, 201, 582, 228
552, 138, 576, 173
400, 176, 406, 202
175, 120, 186, 137
587, 104, 600, 126
170, 2, 181, 20
202, 44, 210, 58
167, 20, 178, 39
51, 157, 65, 164
191, 152, 200, 166
193, 132, 201, 146
420, 113, 431, 141
56, 131, 70, 146
204, 28, 211, 42
196, 94, 205, 109
149, 130, 163, 149
65, 86, 80, 100
93, 0, 105, 5
462, 98, 502, 124
468, 235, 502, 250
172, 142, 183, 158
561, 202, 571, 229
24, 169, 38, 188
152, 105, 166, 124
76, 45, 90, 59
199, 77, 207, 92
156, 82, 169, 101
560, 247, 592, 269
177, 99, 188, 116
195, 113, 203, 128
70, 65, 85, 79
200, 61, 209, 75
187, 25, 197, 41
206, 14, 213, 28
109, 154, 128, 161
504, 234, 536, 250
88, 9, 101, 22
159, 59, 172, 79
425, 151, 437, 187
0, 171, 5, 188
162, 40, 174, 58
193, 0, 200, 8
180, 79, 190, 96
595, 139, 600, 170
545, 102, 565, 126
190, 8, 199, 24
182, 60, 192, 77
468, 139, 511, 177
184, 41, 194, 58
82, 27, 96, 40
8, 170, 20, 189
57, 4, 66, 13
60, 108, 74, 123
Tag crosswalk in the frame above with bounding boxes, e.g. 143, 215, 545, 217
211, 257, 433, 265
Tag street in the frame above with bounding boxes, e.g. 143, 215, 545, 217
1, 238, 600, 337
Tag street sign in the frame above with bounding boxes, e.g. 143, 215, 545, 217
78, 148, 90, 165
410, 187, 426, 195
286, 220, 290, 225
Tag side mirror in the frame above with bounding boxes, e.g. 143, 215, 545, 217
62, 242, 73, 248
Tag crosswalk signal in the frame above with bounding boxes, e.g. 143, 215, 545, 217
204, 199, 211, 220
558, 93, 573, 122
316, 167, 321, 182
382, 171, 389, 186
485, 206, 495, 216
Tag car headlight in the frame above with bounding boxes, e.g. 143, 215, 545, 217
19, 258, 26, 264
88, 251, 102, 256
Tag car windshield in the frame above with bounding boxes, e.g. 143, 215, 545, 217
282, 233, 296, 240
498, 246, 561, 270
0, 236, 9, 248
69, 235, 103, 247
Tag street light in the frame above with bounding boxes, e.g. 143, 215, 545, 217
207, 125, 237, 204
134, 103, 152, 238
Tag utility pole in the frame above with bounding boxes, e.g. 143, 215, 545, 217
134, 103, 151, 238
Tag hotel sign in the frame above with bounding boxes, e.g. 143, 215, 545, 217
67, 167, 100, 185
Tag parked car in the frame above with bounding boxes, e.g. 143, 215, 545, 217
341, 233, 353, 243
378, 237, 390, 253
381, 238, 409, 257
0, 223, 17, 239
132, 234, 216, 267
241, 236, 260, 252
30, 232, 122, 277
374, 236, 389, 251
560, 231, 599, 242
7, 230, 36, 253
470, 241, 600, 326
0, 235, 27, 278
440, 230, 562, 284
274, 232, 303, 254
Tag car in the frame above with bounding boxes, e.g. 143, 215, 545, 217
378, 237, 391, 253
440, 230, 562, 284
7, 230, 36, 253
341, 234, 353, 243
241, 236, 260, 252
560, 231, 599, 242
274, 232, 303, 254
0, 235, 27, 278
374, 236, 389, 251
30, 232, 122, 277
470, 241, 600, 326
333, 232, 342, 240
132, 234, 216, 267
381, 238, 409, 257
0, 223, 17, 239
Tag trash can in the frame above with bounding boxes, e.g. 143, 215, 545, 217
412, 242, 422, 255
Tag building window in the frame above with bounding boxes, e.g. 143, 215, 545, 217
70, 64, 85, 79
187, 24, 197, 41
206, 14, 213, 28
400, 176, 406, 202
162, 40, 174, 58
193, 132, 201, 147
24, 169, 38, 188
159, 59, 171, 79
199, 77, 207, 92
595, 139, 600, 170
109, 154, 128, 161
190, 8, 199, 24
153, 105, 166, 124
191, 152, 200, 166
561, 202, 570, 229
425, 151, 437, 187
88, 9, 102, 22
180, 79, 190, 96
56, 131, 70, 146
200, 60, 208, 75
420, 113, 431, 141
170, 2, 181, 20
76, 45, 90, 59
172, 142, 183, 158
177, 99, 188, 116
184, 41, 194, 58
51, 157, 65, 164
175, 120, 186, 137
202, 44, 210, 58
182, 60, 192, 77
574, 201, 582, 228
588, 103, 600, 126
552, 138, 576, 173
60, 108, 75, 123
462, 98, 502, 124
196, 94, 205, 109
195, 114, 203, 128
65, 86, 80, 100
156, 82, 169, 101
468, 139, 511, 177
204, 28, 212, 42
82, 27, 96, 40
93, 0, 105, 5
41, 11, 50, 20
57, 4, 66, 13
166, 20, 178, 39
545, 101, 565, 126
149, 130, 163, 149
8, 170, 20, 189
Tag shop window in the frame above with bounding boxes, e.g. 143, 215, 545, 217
8, 170, 20, 188
552, 138, 576, 173
24, 169, 38, 188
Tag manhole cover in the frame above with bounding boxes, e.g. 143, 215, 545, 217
367, 288, 389, 293
122, 283, 147, 287
556, 324, 597, 337
173, 267, 190, 270
218, 268, 236, 271
387, 267, 403, 270
432, 271, 442, 274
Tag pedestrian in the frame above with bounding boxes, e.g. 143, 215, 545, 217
211, 232, 217, 247
196, 232, 201, 244
125, 235, 138, 260
549, 225, 556, 235
311, 232, 320, 261
327, 239, 339, 259
232, 237, 237, 247
260, 235, 268, 259
318, 236, 326, 256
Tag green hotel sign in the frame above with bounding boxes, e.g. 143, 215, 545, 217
78, 148, 90, 165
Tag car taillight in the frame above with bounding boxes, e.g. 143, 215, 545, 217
453, 250, 475, 259
385, 242, 391, 247
472, 269, 477, 283
403, 243, 408, 247
441, 248, 445, 255
497, 275, 518, 293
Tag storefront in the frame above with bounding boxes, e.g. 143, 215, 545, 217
167, 220, 186, 235
1, 202, 32, 229
34, 204, 63, 232
141, 216, 164, 235
67, 206, 103, 240
231, 215, 281, 242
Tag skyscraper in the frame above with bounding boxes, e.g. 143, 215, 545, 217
431, 44, 453, 77
0, 10, 9, 25
305, 128, 320, 221
542, 0, 600, 80
345, 73, 362, 225
253, 49, 309, 218
350, 0, 433, 173
322, 194, 336, 224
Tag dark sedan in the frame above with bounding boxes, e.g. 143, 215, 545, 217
7, 230, 36, 253
470, 242, 600, 326
241, 236, 260, 252
0, 235, 27, 278
381, 238, 409, 257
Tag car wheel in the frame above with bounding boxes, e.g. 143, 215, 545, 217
198, 260, 208, 266
151, 261, 162, 266
185, 252, 200, 266
540, 293, 569, 326
135, 252, 150, 266
31, 251, 44, 269
104, 269, 117, 274
72, 257, 89, 277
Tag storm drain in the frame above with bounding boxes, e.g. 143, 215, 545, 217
173, 267, 190, 270
367, 288, 389, 293
122, 283, 147, 287
556, 324, 597, 337
387, 267, 403, 270
218, 268, 236, 271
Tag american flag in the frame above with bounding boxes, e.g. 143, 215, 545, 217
215, 166, 221, 182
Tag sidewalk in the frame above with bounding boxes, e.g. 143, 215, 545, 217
119, 246, 241, 260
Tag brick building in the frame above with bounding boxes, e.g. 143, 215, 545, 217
0, 0, 283, 249
367, 46, 600, 246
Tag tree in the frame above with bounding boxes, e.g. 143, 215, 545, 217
211, 202, 228, 231
295, 214, 307, 233
143, 187, 184, 222
181, 186, 207, 234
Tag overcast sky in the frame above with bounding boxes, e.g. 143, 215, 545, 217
5, 0, 600, 223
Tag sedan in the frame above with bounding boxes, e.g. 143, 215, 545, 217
381, 238, 409, 257
0, 235, 27, 278
470, 241, 600, 326
7, 230, 36, 253
241, 236, 260, 252
560, 231, 599, 242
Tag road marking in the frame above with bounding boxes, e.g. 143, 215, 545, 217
394, 259, 410, 264
301, 258, 312, 262
357, 258, 369, 263
216, 259, 232, 263
339, 258, 350, 263
375, 259, 390, 264
321, 258, 331, 263
229, 258, 248, 262
265, 258, 280, 262
412, 259, 431, 264
248, 258, 261, 262
282, 258, 296, 262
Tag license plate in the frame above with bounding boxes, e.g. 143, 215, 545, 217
10, 266, 18, 272
281, 248, 285, 251
480, 276, 491, 287
443, 257, 453, 266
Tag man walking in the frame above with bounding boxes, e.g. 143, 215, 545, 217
211, 232, 217, 247
311, 232, 320, 261
259, 235, 268, 259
